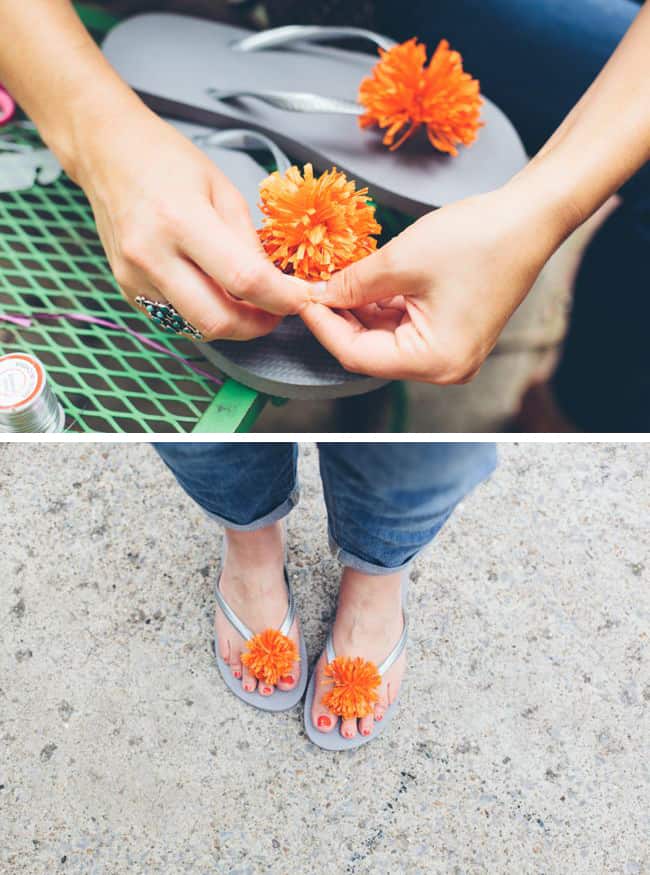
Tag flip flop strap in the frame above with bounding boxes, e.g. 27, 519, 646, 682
207, 87, 361, 116
325, 609, 408, 676
190, 127, 292, 173
233, 25, 396, 54
214, 567, 296, 641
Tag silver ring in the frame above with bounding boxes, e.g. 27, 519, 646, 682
135, 296, 203, 341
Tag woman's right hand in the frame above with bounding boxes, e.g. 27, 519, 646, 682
70, 106, 309, 341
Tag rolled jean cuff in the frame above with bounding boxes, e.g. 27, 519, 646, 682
201, 486, 300, 531
327, 528, 431, 576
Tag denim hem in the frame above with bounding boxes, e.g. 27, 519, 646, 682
201, 486, 300, 531
327, 529, 419, 576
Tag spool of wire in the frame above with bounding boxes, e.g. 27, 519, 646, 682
0, 353, 65, 433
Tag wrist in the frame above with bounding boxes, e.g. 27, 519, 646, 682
502, 152, 589, 254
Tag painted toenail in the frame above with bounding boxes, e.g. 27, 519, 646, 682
244, 684, 253, 691
362, 728, 371, 736
317, 716, 331, 728
233, 670, 241, 678
262, 686, 272, 694
376, 713, 383, 721
280, 675, 294, 685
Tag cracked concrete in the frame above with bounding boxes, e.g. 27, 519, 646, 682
1, 442, 648, 873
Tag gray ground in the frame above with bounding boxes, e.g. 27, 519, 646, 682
1, 442, 649, 874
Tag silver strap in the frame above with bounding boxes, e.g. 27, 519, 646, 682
214, 567, 296, 641
190, 127, 292, 173
232, 25, 396, 53
325, 607, 408, 676
207, 87, 362, 116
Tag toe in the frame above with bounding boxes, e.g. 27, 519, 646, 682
340, 718, 358, 740
259, 681, 275, 697
276, 658, 300, 692
217, 632, 230, 664
229, 649, 243, 681
374, 698, 387, 722
311, 701, 337, 734
358, 713, 374, 738
241, 664, 258, 693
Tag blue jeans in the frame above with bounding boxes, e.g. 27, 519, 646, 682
154, 443, 497, 574
385, 0, 648, 431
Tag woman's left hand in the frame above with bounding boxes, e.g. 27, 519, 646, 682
300, 181, 574, 383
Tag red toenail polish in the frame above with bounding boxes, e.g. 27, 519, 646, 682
362, 728, 371, 736
233, 670, 241, 678
317, 716, 331, 728
263, 686, 272, 694
376, 714, 383, 721
280, 675, 294, 685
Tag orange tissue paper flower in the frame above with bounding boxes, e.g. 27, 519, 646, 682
322, 656, 382, 719
258, 163, 381, 281
358, 37, 483, 154
241, 628, 299, 685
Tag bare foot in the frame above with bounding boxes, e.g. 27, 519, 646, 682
311, 568, 406, 739
215, 521, 301, 696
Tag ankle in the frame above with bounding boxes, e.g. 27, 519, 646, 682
335, 568, 404, 640
224, 521, 285, 568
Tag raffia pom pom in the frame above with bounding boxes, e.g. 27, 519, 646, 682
358, 37, 483, 154
258, 163, 381, 281
241, 628, 299, 685
322, 656, 382, 719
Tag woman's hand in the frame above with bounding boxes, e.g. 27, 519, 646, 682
71, 107, 308, 341
300, 182, 572, 382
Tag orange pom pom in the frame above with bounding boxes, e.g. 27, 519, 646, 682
358, 37, 483, 154
258, 163, 381, 281
322, 656, 382, 719
241, 628, 299, 685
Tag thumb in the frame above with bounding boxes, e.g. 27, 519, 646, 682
309, 246, 400, 310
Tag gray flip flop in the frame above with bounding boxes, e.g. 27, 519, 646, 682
164, 120, 386, 399
304, 574, 409, 750
102, 15, 528, 217
214, 567, 307, 712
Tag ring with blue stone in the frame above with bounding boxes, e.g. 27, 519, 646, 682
135, 296, 203, 340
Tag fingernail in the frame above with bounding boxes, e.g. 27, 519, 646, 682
308, 281, 328, 302
280, 675, 294, 685
317, 715, 331, 728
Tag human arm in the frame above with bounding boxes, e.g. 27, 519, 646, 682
0, 1, 308, 340
300, 2, 650, 382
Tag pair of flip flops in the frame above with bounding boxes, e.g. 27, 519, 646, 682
100, 15, 527, 402
102, 14, 527, 215
214, 563, 409, 751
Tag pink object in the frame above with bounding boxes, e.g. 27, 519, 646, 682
0, 85, 16, 127
0, 310, 224, 388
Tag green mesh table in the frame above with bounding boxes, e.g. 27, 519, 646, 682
0, 151, 267, 433
0, 4, 409, 433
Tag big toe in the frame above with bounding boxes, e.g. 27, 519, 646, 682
311, 698, 337, 734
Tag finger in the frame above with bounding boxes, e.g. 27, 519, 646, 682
153, 256, 280, 341
308, 245, 402, 310
352, 303, 406, 332
180, 203, 310, 316
301, 302, 417, 380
